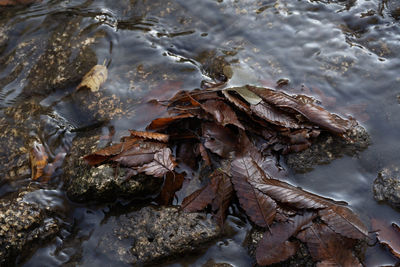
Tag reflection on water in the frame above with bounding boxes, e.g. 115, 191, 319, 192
1, 0, 400, 265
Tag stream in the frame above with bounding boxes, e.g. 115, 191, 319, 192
1, 0, 400, 266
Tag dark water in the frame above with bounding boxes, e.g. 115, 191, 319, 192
1, 0, 400, 266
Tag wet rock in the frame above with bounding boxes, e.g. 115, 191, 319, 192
246, 229, 315, 267
0, 190, 60, 267
82, 206, 221, 266
63, 131, 161, 203
286, 125, 370, 173
0, 100, 72, 182
373, 165, 400, 208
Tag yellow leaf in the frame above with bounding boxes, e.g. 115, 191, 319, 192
76, 65, 108, 92
29, 141, 48, 180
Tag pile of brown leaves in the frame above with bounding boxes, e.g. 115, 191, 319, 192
85, 85, 369, 265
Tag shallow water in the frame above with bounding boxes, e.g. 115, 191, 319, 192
1, 0, 400, 266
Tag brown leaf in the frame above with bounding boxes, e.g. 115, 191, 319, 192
247, 86, 351, 134
76, 65, 108, 92
231, 157, 276, 227
251, 101, 301, 129
319, 206, 369, 239
211, 171, 234, 226
146, 113, 194, 130
138, 147, 177, 177
111, 142, 164, 167
297, 223, 362, 266
83, 138, 157, 166
254, 178, 340, 209
256, 212, 316, 265
371, 219, 400, 259
129, 130, 169, 143
0, 0, 40, 6
201, 99, 245, 129
157, 172, 185, 205
202, 122, 237, 158
221, 90, 251, 113
29, 141, 49, 180
181, 181, 217, 212
198, 143, 212, 166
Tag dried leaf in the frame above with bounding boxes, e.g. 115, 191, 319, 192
201, 99, 245, 129
319, 206, 369, 239
138, 147, 177, 177
247, 86, 351, 134
254, 179, 340, 209
181, 181, 217, 212
211, 171, 234, 226
231, 157, 276, 227
146, 113, 194, 130
202, 122, 237, 158
222, 90, 251, 113
227, 86, 262, 105
83, 138, 154, 166
129, 130, 169, 143
0, 0, 39, 6
198, 143, 212, 166
76, 65, 108, 92
297, 223, 362, 266
251, 101, 301, 129
30, 141, 48, 180
157, 172, 185, 205
256, 212, 316, 265
371, 219, 400, 259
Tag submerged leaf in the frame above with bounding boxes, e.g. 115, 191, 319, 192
29, 141, 48, 180
297, 223, 361, 266
319, 206, 369, 239
157, 172, 185, 205
138, 147, 177, 177
76, 65, 108, 92
181, 180, 217, 212
256, 212, 316, 265
371, 219, 400, 259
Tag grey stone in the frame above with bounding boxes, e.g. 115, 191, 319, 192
0, 190, 61, 267
63, 131, 162, 203
83, 206, 221, 266
373, 165, 400, 208
286, 124, 370, 173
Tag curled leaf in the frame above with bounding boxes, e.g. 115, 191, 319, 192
76, 65, 108, 92
371, 219, 400, 259
248, 86, 351, 134
129, 130, 169, 143
30, 141, 48, 180
146, 113, 194, 130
